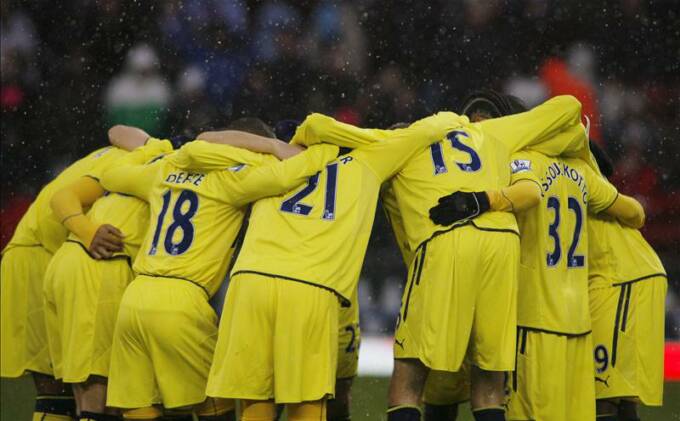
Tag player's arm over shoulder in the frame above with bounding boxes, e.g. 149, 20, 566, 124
50, 176, 106, 247
291, 113, 392, 147
602, 193, 645, 229
354, 112, 463, 182
480, 95, 585, 155
223, 143, 339, 208
196, 129, 301, 160
100, 160, 162, 202
489, 153, 542, 212
585, 164, 645, 229
108, 125, 151, 151
169, 140, 275, 171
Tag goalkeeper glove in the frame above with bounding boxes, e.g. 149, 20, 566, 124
429, 191, 490, 226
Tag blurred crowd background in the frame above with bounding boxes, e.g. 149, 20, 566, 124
2, 0, 679, 337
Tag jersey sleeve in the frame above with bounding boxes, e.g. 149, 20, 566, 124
99, 158, 164, 201
508, 152, 541, 187
584, 164, 619, 213
86, 138, 172, 180
169, 140, 274, 171
223, 144, 340, 207
291, 113, 392, 147
380, 181, 414, 265
479, 95, 587, 156
352, 112, 463, 182
50, 177, 105, 246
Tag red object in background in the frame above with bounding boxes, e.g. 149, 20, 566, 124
666, 342, 680, 381
0, 193, 33, 250
611, 161, 661, 207
1, 85, 25, 109
334, 106, 361, 126
539, 58, 602, 143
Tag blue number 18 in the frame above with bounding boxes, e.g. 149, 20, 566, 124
149, 189, 199, 256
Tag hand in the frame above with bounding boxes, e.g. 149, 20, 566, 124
273, 141, 305, 160
89, 224, 124, 259
429, 191, 490, 226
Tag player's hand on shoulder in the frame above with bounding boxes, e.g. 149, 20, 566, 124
89, 224, 124, 259
429, 191, 490, 226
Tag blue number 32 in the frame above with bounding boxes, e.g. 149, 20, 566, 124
281, 163, 338, 220
546, 196, 585, 268
149, 189, 199, 256
430, 131, 482, 175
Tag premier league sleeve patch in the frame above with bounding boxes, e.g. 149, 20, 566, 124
227, 164, 246, 172
510, 159, 532, 174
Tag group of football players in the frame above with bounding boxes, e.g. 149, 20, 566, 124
0, 90, 666, 421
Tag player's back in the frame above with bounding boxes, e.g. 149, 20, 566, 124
511, 151, 618, 334
132, 158, 251, 297
391, 122, 517, 251
5, 146, 127, 254
588, 214, 665, 289
233, 154, 380, 304
234, 112, 459, 303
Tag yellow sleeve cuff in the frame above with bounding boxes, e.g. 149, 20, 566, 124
489, 180, 542, 212
63, 214, 99, 248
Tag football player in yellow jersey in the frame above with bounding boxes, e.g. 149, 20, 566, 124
427, 109, 645, 421
272, 119, 362, 421
0, 131, 146, 421
381, 123, 471, 421
43, 126, 173, 421
287, 95, 594, 421
204, 113, 460, 421
587, 143, 667, 421
98, 120, 339, 420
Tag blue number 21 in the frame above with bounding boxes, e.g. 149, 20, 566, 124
430, 131, 482, 175
281, 163, 338, 220
546, 196, 585, 268
149, 189, 199, 256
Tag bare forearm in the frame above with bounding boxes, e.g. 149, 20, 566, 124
108, 125, 151, 151
196, 130, 301, 160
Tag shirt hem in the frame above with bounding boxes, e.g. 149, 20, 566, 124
517, 325, 591, 337
231, 269, 350, 307
416, 220, 519, 252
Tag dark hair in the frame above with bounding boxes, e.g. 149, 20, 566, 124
274, 119, 301, 142
227, 117, 276, 139
460, 89, 528, 119
589, 140, 614, 178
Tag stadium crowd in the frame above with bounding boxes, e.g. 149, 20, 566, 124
1, 0, 678, 337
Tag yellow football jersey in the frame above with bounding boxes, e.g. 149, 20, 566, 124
380, 180, 413, 266
293, 95, 591, 253
67, 140, 174, 260
509, 151, 618, 334
232, 113, 461, 304
100, 141, 339, 297
588, 215, 666, 289
4, 146, 127, 255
